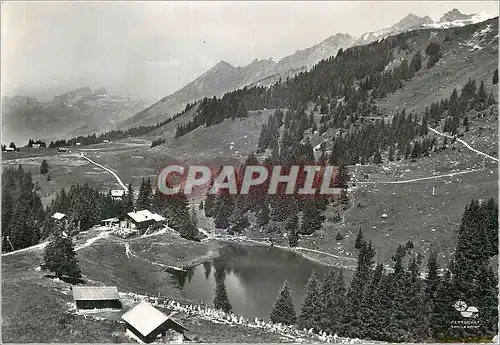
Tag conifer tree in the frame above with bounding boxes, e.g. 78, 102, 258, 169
388, 145, 395, 161
409, 51, 422, 75
463, 115, 469, 131
299, 199, 325, 235
343, 241, 375, 337
285, 214, 299, 247
214, 195, 234, 229
270, 280, 297, 325
298, 271, 323, 331
125, 183, 134, 213
41, 229, 81, 279
40, 159, 49, 175
354, 228, 364, 249
320, 268, 340, 332
256, 202, 270, 226
493, 68, 498, 85
333, 164, 350, 189
190, 206, 198, 230
476, 80, 488, 104
213, 279, 232, 313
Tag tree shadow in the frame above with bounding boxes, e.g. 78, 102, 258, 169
43, 274, 85, 285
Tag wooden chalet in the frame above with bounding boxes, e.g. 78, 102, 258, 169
121, 210, 166, 235
110, 189, 127, 200
121, 301, 188, 343
73, 286, 122, 309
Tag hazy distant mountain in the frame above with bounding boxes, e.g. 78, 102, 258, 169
2, 87, 152, 144
119, 59, 280, 128
119, 34, 355, 128
277, 33, 355, 72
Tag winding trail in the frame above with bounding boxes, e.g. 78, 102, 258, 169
428, 126, 498, 163
358, 168, 482, 185
80, 153, 128, 190
2, 241, 49, 257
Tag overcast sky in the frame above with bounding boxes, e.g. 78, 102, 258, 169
2, 1, 498, 99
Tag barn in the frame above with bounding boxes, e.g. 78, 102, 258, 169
73, 286, 122, 310
121, 301, 188, 343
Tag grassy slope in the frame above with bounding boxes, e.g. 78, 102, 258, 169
378, 20, 498, 116
2, 149, 122, 207
2, 241, 133, 343
2, 227, 318, 343
300, 19, 499, 264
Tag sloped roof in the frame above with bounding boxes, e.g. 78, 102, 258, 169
73, 286, 120, 301
121, 301, 169, 336
110, 190, 126, 197
52, 212, 66, 220
150, 213, 166, 222
102, 217, 119, 223
127, 210, 165, 223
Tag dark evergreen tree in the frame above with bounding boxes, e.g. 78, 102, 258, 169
256, 202, 270, 227
213, 279, 232, 313
285, 214, 299, 247
41, 230, 82, 279
40, 159, 49, 175
125, 183, 134, 213
270, 280, 297, 325
299, 199, 325, 235
373, 150, 382, 164
333, 164, 350, 189
298, 271, 323, 331
493, 68, 498, 85
354, 228, 364, 249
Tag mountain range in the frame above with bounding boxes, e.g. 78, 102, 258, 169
2, 88, 152, 144
3, 8, 495, 142
118, 8, 495, 128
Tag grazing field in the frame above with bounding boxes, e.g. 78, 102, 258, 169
2, 151, 122, 206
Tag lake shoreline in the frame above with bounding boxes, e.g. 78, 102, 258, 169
204, 234, 357, 270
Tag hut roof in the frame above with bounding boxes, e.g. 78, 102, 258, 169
73, 286, 120, 301
110, 190, 126, 197
122, 301, 169, 336
52, 212, 66, 220
127, 210, 165, 223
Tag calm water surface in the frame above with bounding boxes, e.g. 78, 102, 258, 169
172, 243, 353, 320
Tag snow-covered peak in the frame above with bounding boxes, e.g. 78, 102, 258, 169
439, 8, 473, 23
393, 13, 434, 31
424, 12, 496, 29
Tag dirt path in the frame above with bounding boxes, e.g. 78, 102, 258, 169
428, 127, 498, 162
2, 241, 49, 257
358, 168, 482, 185
80, 153, 128, 190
